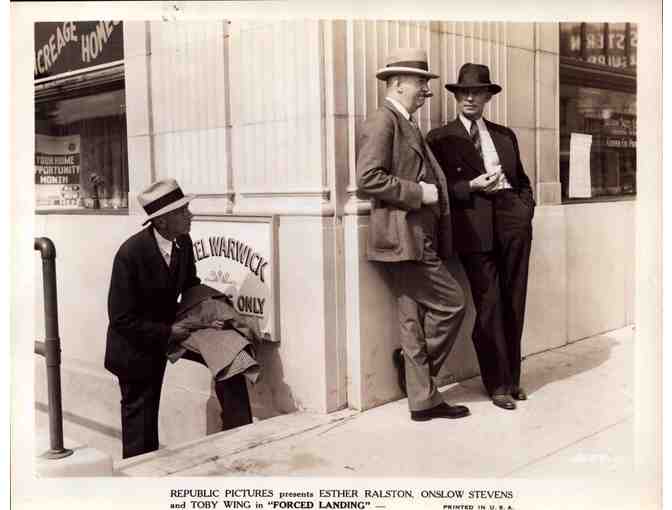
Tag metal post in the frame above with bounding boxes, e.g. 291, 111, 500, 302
34, 237, 73, 460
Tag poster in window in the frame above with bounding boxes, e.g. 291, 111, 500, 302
35, 134, 82, 209
569, 132, 593, 198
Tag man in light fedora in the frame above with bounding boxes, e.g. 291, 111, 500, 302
357, 48, 469, 421
427, 63, 536, 411
105, 178, 252, 458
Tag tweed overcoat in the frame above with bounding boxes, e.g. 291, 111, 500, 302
356, 102, 453, 261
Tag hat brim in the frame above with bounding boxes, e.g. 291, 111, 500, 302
445, 83, 502, 95
376, 67, 439, 81
142, 194, 196, 225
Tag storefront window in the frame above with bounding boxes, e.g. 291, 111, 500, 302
559, 22, 637, 202
34, 21, 129, 212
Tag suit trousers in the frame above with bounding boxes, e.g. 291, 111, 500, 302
118, 360, 167, 459
384, 209, 466, 411
118, 351, 253, 459
459, 190, 533, 396
181, 349, 253, 431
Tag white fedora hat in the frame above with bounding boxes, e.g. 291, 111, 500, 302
138, 178, 195, 225
376, 48, 439, 81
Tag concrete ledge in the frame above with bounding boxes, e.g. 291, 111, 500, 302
115, 409, 357, 476
35, 431, 114, 477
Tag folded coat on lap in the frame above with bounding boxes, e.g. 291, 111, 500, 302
167, 284, 263, 383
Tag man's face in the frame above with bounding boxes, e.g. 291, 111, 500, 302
163, 205, 193, 236
396, 75, 432, 114
455, 88, 492, 120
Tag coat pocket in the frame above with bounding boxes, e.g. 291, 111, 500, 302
369, 207, 404, 250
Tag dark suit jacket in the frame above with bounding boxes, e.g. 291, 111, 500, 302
104, 226, 201, 380
356, 101, 453, 261
427, 118, 535, 253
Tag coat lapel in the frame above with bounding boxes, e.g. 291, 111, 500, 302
445, 119, 485, 174
383, 102, 425, 165
142, 226, 173, 286
485, 120, 515, 181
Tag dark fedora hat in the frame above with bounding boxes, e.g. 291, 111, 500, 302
445, 63, 502, 95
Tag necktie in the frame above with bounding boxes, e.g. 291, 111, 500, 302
168, 240, 179, 276
470, 120, 482, 158
410, 116, 436, 184
409, 116, 422, 137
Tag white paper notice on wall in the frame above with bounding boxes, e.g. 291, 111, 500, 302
569, 133, 593, 198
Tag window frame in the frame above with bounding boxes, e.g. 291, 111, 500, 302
34, 61, 130, 215
559, 22, 637, 204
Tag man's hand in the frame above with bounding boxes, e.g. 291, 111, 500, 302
209, 320, 226, 329
469, 171, 500, 193
170, 325, 190, 343
419, 181, 439, 204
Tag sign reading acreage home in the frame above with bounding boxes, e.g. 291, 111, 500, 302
189, 216, 279, 342
34, 21, 124, 80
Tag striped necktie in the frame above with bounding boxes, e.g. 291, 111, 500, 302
470, 120, 483, 158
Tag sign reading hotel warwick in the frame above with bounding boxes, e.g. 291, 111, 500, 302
189, 216, 279, 343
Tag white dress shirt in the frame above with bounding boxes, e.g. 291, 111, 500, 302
459, 114, 512, 190
154, 228, 175, 267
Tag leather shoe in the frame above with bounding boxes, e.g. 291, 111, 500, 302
511, 387, 528, 401
411, 402, 470, 421
392, 348, 407, 396
492, 394, 516, 410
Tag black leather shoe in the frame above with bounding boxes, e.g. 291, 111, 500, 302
411, 402, 470, 421
492, 394, 516, 410
392, 348, 407, 396
511, 387, 528, 401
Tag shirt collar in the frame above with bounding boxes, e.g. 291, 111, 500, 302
459, 113, 486, 134
153, 227, 175, 254
385, 97, 412, 121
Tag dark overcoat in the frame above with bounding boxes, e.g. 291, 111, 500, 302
427, 118, 535, 253
104, 226, 201, 380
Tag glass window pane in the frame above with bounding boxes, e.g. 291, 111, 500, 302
35, 87, 129, 210
559, 22, 637, 202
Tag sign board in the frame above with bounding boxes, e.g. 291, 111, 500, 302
189, 215, 279, 343
560, 22, 637, 70
34, 21, 124, 80
35, 134, 82, 209
569, 132, 593, 198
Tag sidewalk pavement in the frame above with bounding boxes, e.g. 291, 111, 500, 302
115, 325, 634, 478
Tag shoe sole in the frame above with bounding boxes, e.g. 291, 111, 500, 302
411, 411, 471, 421
492, 403, 516, 410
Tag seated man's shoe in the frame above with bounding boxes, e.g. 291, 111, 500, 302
392, 348, 407, 396
410, 402, 470, 422
511, 387, 528, 401
492, 394, 516, 410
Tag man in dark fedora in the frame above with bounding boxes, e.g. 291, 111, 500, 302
105, 178, 252, 458
357, 48, 469, 421
427, 63, 535, 411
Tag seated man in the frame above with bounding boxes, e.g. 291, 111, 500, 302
105, 178, 254, 459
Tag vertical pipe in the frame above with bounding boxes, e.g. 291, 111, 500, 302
34, 237, 73, 459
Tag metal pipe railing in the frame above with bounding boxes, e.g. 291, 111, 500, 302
34, 237, 73, 460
